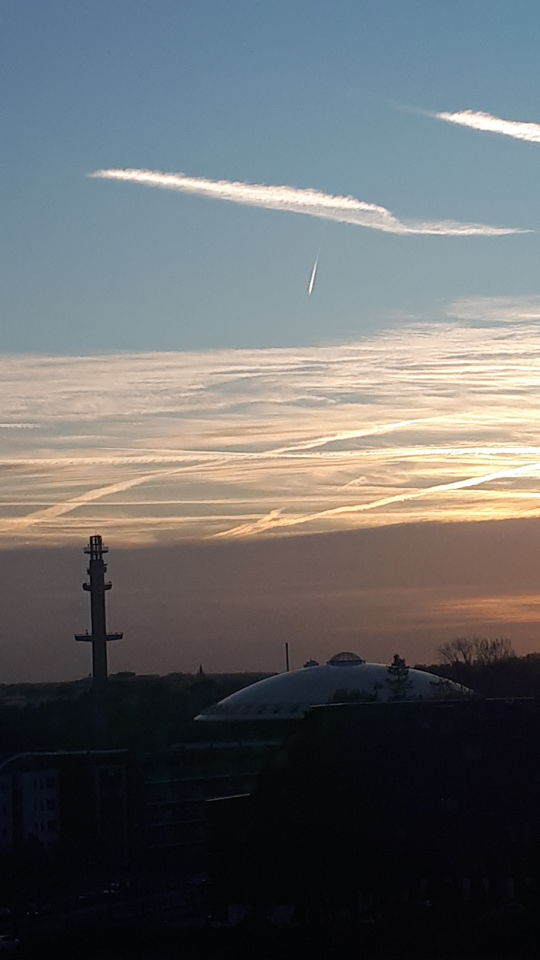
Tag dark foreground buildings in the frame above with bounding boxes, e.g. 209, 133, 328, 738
4, 687, 540, 954
207, 697, 540, 940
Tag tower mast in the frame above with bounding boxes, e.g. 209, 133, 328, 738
75, 534, 123, 685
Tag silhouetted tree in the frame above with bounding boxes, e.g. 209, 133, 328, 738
438, 637, 476, 668
438, 636, 514, 669
386, 654, 413, 701
0, 672, 273, 752
473, 636, 515, 666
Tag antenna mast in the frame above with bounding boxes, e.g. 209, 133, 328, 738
75, 534, 123, 686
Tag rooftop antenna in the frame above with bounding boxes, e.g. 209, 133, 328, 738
285, 641, 290, 673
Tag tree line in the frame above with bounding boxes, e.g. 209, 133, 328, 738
0, 671, 270, 753
417, 636, 540, 698
1, 639, 539, 753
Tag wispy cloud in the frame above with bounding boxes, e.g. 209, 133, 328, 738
2, 471, 182, 531
0, 423, 37, 430
435, 108, 540, 145
439, 592, 540, 623
215, 461, 540, 538
5, 299, 540, 545
89, 167, 524, 236
448, 296, 540, 323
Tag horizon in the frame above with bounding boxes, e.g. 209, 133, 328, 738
2, 516, 540, 683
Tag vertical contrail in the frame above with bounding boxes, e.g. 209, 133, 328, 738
307, 256, 319, 296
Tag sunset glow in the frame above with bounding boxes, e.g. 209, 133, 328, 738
3, 302, 540, 547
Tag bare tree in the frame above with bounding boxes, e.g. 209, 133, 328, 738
473, 637, 515, 666
438, 638, 475, 668
438, 636, 515, 668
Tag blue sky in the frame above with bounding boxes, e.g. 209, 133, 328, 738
4, 0, 540, 353
7, 1, 540, 676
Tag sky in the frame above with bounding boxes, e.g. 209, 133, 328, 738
3, 0, 540, 679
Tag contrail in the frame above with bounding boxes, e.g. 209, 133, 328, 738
2, 473, 168, 530
270, 416, 454, 456
89, 167, 524, 236
215, 460, 540, 538
435, 108, 540, 145
0, 464, 213, 531
307, 256, 318, 295
0, 416, 454, 533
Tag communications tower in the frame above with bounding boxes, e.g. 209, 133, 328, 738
75, 535, 123, 685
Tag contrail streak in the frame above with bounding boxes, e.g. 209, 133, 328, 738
435, 109, 540, 145
0, 465, 209, 531
307, 256, 318, 295
0, 416, 456, 533
89, 167, 524, 236
215, 460, 540, 538
271, 416, 453, 455
1, 474, 166, 530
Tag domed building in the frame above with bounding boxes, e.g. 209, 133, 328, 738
196, 651, 469, 722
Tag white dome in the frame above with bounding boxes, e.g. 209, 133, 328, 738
196, 652, 469, 721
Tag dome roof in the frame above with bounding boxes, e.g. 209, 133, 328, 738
195, 652, 470, 721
